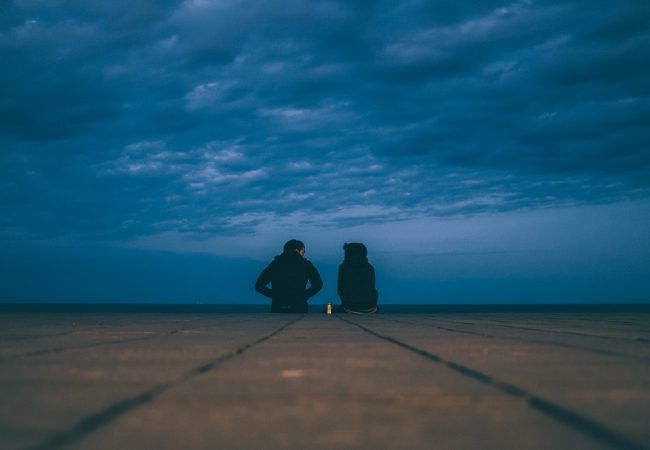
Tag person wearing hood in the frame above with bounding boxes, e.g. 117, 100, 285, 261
336, 242, 379, 313
255, 239, 323, 313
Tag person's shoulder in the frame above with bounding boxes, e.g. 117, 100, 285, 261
266, 255, 282, 267
303, 258, 319, 270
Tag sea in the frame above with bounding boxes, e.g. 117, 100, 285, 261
1, 303, 649, 314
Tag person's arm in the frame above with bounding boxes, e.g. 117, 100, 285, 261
337, 265, 344, 298
369, 264, 378, 302
304, 261, 323, 299
254, 264, 274, 298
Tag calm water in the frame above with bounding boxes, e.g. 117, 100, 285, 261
1, 303, 649, 314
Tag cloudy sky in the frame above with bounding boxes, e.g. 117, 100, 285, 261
1, 0, 649, 304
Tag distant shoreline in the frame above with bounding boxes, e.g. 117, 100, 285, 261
1, 303, 649, 314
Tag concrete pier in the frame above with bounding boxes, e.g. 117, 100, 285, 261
1, 311, 649, 449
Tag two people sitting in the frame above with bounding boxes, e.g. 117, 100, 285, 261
254, 239, 378, 314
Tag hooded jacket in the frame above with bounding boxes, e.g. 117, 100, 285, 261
337, 243, 378, 311
255, 250, 323, 313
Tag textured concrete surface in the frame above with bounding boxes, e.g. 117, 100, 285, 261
1, 312, 649, 450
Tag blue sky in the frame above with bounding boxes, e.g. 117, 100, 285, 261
1, 0, 649, 303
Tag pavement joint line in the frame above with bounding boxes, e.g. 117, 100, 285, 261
505, 315, 650, 330
23, 315, 304, 450
374, 315, 650, 363
0, 315, 266, 361
336, 315, 648, 450
0, 321, 165, 341
3, 335, 168, 360
0, 313, 255, 341
0, 330, 78, 342
474, 317, 650, 341
436, 317, 650, 343
425, 316, 650, 348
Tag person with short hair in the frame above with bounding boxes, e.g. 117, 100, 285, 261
255, 239, 323, 313
336, 242, 379, 313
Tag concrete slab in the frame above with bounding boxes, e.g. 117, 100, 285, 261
1, 312, 648, 450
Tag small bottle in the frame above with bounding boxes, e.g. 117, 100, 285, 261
326, 303, 332, 315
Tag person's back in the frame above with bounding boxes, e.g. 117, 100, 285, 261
255, 239, 323, 313
337, 243, 378, 313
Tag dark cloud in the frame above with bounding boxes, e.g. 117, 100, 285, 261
1, 0, 649, 240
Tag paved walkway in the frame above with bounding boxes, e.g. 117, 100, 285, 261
1, 312, 649, 449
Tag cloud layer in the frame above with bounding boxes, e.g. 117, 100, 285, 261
2, 0, 649, 241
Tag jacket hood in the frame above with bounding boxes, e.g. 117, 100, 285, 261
343, 242, 369, 265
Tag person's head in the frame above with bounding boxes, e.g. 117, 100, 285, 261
343, 242, 367, 262
283, 239, 305, 257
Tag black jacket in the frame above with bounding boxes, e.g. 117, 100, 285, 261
338, 258, 378, 311
255, 250, 323, 313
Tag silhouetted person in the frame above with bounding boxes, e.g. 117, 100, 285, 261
255, 239, 323, 313
337, 242, 379, 313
